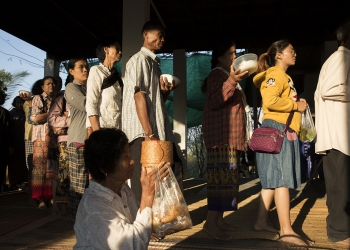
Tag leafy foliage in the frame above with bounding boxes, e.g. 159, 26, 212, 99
0, 69, 30, 99
187, 125, 207, 178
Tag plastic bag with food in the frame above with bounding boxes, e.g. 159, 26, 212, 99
300, 106, 316, 142
152, 164, 192, 238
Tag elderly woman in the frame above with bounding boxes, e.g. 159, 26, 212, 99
74, 128, 168, 250
201, 39, 249, 240
86, 40, 123, 131
30, 76, 57, 208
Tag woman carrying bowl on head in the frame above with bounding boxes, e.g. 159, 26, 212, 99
30, 76, 57, 208
201, 39, 249, 241
64, 58, 90, 219
86, 39, 123, 132
252, 39, 313, 246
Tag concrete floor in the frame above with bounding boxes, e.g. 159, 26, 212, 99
0, 177, 347, 250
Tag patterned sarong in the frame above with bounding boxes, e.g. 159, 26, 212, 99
206, 145, 240, 211
31, 140, 53, 200
55, 142, 70, 202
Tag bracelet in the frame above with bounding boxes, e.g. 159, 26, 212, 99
148, 134, 154, 139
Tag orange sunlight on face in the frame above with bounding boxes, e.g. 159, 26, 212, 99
70, 60, 89, 84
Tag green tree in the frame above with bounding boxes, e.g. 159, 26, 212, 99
0, 69, 30, 99
187, 125, 207, 178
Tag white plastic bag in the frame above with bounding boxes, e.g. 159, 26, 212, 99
237, 83, 254, 144
152, 165, 192, 238
300, 106, 316, 142
245, 105, 254, 144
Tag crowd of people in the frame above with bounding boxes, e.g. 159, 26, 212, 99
200, 17, 350, 247
0, 17, 349, 249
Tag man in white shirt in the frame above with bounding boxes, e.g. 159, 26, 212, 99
314, 18, 350, 247
122, 21, 180, 202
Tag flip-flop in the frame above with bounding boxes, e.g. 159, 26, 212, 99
203, 227, 232, 241
278, 234, 315, 246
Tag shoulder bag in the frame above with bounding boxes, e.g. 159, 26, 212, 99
249, 107, 294, 154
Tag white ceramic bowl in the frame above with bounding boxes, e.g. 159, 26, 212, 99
161, 74, 181, 86
233, 53, 258, 75
19, 90, 32, 97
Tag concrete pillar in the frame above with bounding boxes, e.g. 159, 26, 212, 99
173, 49, 188, 178
122, 0, 150, 77
123, 0, 150, 191
44, 57, 60, 77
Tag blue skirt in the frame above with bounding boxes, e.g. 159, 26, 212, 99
256, 119, 301, 189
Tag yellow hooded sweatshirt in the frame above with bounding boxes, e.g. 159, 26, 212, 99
253, 66, 301, 133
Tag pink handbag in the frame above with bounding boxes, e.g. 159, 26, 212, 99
249, 111, 294, 154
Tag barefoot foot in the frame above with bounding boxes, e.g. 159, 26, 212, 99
335, 237, 350, 246
203, 223, 232, 240
218, 222, 239, 232
38, 200, 46, 209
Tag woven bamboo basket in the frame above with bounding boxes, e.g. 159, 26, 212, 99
141, 140, 173, 173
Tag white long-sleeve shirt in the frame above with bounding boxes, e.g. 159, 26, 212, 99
314, 46, 350, 156
74, 180, 152, 250
86, 63, 122, 129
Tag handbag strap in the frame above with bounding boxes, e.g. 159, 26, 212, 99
283, 111, 294, 133
257, 100, 295, 133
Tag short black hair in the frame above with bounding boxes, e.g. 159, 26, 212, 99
84, 128, 129, 181
141, 20, 164, 34
336, 17, 350, 44
96, 38, 121, 63
12, 96, 24, 108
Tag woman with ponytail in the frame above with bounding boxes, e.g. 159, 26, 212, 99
252, 40, 313, 246
201, 39, 249, 240
64, 58, 89, 219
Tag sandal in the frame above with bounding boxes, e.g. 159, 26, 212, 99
279, 234, 315, 246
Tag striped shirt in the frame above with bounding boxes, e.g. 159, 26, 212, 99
201, 68, 247, 150
30, 92, 52, 142
122, 47, 173, 142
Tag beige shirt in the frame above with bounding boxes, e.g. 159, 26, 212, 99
122, 47, 174, 142
74, 180, 152, 250
314, 46, 350, 155
86, 64, 122, 129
